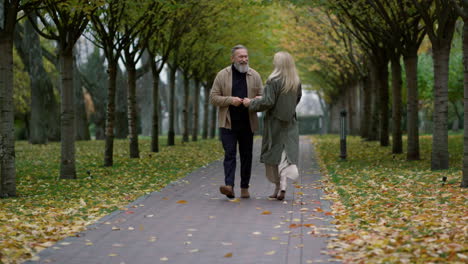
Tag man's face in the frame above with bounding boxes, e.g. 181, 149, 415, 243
231, 48, 249, 73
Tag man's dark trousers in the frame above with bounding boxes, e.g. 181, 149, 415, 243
220, 127, 253, 189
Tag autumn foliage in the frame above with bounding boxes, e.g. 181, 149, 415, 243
0, 138, 223, 263
314, 135, 467, 263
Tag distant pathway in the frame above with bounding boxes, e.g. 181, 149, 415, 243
27, 136, 338, 264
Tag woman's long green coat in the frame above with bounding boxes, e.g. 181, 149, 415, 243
249, 78, 302, 165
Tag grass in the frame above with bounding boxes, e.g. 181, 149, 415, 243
313, 134, 467, 264
0, 137, 224, 264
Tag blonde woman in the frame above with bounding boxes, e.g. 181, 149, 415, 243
243, 51, 302, 200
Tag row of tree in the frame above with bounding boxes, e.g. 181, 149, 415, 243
0, 0, 279, 197
281, 0, 467, 187
3, 0, 467, 199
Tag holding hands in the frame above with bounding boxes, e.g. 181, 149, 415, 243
231, 96, 261, 107
231, 97, 243, 106
243, 98, 251, 107
242, 96, 260, 107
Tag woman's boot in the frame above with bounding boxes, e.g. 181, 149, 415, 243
269, 184, 280, 199
276, 190, 286, 201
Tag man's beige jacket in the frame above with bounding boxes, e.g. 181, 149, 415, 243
210, 66, 263, 132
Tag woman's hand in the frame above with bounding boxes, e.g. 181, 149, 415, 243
243, 97, 251, 107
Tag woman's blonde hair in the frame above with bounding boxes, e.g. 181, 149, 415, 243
267, 51, 300, 93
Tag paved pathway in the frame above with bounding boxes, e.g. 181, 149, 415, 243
27, 136, 338, 264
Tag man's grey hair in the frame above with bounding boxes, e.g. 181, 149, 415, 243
231, 45, 248, 56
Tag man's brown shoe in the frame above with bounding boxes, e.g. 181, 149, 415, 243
241, 188, 250, 198
220, 185, 235, 198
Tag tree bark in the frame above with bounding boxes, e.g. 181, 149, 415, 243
182, 73, 190, 142
347, 84, 354, 135
368, 63, 380, 141
80, 46, 107, 140
404, 52, 420, 160
361, 75, 371, 139
104, 61, 118, 166
59, 48, 77, 179
192, 80, 200, 141
210, 103, 217, 139
115, 67, 128, 139
378, 57, 390, 147
0, 35, 16, 197
175, 72, 182, 136
451, 100, 461, 130
126, 60, 139, 158
391, 53, 403, 154
150, 57, 160, 153
431, 44, 452, 170
317, 91, 328, 134
202, 85, 210, 139
168, 64, 177, 146
74, 56, 90, 141
17, 17, 59, 144
463, 17, 468, 187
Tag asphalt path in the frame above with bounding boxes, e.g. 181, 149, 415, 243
26, 136, 338, 264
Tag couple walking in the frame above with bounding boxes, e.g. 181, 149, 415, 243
210, 45, 302, 201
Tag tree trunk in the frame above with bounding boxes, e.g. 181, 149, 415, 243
361, 75, 371, 139
74, 56, 90, 141
150, 57, 160, 153
451, 100, 461, 130
104, 61, 117, 166
182, 73, 190, 142
0, 35, 16, 197
80, 46, 107, 140
115, 67, 128, 139
347, 84, 354, 135
404, 52, 420, 160
317, 91, 328, 134
17, 17, 59, 144
126, 60, 139, 158
202, 85, 210, 139
463, 18, 468, 187
210, 103, 217, 139
378, 57, 390, 147
368, 63, 380, 141
431, 44, 451, 170
59, 48, 77, 179
391, 53, 403, 154
175, 71, 182, 136
168, 64, 176, 146
192, 80, 200, 141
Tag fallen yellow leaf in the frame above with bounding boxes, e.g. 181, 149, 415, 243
224, 252, 233, 258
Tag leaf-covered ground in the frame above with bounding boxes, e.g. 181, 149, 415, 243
314, 135, 467, 264
0, 138, 223, 264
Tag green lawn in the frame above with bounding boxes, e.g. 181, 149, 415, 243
314, 135, 467, 264
0, 138, 224, 264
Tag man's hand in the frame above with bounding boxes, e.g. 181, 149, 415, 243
231, 97, 243, 106
243, 98, 251, 107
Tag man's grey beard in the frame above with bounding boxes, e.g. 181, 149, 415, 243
234, 62, 249, 73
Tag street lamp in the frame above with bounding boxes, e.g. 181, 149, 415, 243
340, 110, 347, 160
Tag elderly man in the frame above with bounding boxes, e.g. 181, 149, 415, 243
210, 45, 263, 199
